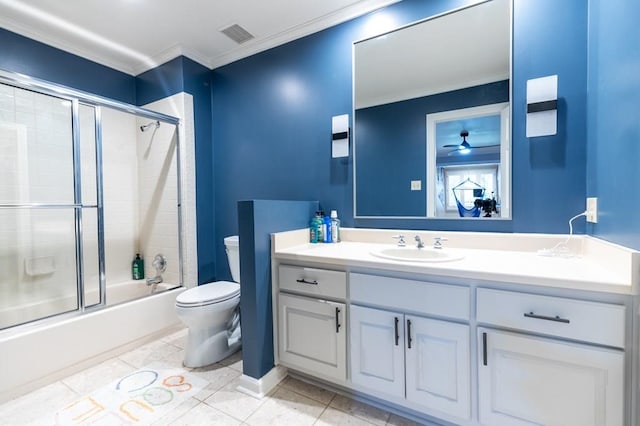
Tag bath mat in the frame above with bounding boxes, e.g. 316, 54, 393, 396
54, 367, 207, 425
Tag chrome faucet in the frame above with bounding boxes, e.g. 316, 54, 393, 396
146, 275, 163, 286
433, 236, 448, 249
414, 235, 425, 249
146, 254, 167, 287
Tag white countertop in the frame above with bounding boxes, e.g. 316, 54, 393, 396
272, 229, 639, 295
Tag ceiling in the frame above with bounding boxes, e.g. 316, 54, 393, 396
436, 115, 501, 159
0, 0, 400, 76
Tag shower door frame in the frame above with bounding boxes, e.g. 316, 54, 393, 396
0, 68, 183, 323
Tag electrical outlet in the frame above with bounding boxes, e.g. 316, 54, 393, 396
586, 197, 598, 223
410, 180, 422, 191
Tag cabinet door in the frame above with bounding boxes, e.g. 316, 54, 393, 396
278, 293, 346, 381
350, 305, 405, 398
478, 328, 624, 426
405, 315, 470, 420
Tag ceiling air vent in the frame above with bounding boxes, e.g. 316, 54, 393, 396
220, 24, 255, 44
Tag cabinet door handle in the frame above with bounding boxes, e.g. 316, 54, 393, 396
394, 317, 399, 346
524, 311, 570, 324
296, 278, 318, 285
335, 307, 341, 333
406, 319, 412, 349
482, 332, 488, 366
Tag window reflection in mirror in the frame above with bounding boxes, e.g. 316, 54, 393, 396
353, 0, 511, 220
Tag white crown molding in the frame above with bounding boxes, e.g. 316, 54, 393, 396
131, 45, 212, 76
0, 15, 140, 75
206, 0, 401, 70
1, 0, 401, 76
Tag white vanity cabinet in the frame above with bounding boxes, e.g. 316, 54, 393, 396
350, 273, 471, 421
477, 288, 626, 426
276, 265, 347, 382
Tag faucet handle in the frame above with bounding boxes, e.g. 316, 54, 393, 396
433, 236, 448, 249
392, 235, 406, 246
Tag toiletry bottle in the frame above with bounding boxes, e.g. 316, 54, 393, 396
317, 210, 324, 242
330, 210, 341, 243
323, 214, 332, 243
132, 253, 144, 280
310, 214, 319, 243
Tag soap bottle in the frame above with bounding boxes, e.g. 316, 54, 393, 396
310, 213, 319, 243
323, 214, 332, 243
132, 253, 144, 280
330, 210, 341, 243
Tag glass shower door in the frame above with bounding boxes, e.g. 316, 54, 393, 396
0, 84, 80, 328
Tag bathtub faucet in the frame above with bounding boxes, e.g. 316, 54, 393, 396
146, 275, 163, 286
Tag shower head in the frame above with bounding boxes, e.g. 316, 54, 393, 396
140, 120, 160, 132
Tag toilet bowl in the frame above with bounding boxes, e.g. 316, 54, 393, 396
176, 235, 241, 368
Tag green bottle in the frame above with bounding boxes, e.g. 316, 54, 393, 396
132, 253, 144, 280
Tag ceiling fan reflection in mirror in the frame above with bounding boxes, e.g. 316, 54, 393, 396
444, 130, 500, 155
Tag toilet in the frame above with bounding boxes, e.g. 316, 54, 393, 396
176, 235, 241, 368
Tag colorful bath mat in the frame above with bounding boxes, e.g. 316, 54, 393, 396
54, 367, 207, 425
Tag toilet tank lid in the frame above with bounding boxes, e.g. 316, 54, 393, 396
224, 235, 239, 247
176, 281, 240, 305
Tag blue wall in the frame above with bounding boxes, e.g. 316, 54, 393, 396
0, 28, 135, 103
210, 0, 590, 262
587, 0, 640, 250
237, 200, 319, 379
355, 80, 508, 217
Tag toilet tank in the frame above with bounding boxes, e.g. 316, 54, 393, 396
224, 235, 240, 283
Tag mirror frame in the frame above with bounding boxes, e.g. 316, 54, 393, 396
352, 0, 513, 221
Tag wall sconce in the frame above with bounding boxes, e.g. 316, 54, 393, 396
526, 75, 558, 137
331, 114, 349, 158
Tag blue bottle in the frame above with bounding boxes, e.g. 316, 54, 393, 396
310, 214, 319, 243
323, 215, 332, 243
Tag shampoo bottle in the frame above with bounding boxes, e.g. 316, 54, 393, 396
132, 253, 144, 280
330, 210, 341, 243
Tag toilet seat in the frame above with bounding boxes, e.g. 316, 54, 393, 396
176, 281, 240, 308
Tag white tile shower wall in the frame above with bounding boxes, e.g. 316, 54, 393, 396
101, 108, 140, 285
143, 93, 197, 288
136, 116, 179, 285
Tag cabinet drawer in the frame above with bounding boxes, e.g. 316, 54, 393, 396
279, 265, 346, 300
350, 273, 469, 321
477, 288, 626, 348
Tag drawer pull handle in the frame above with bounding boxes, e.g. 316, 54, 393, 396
394, 317, 399, 346
335, 307, 341, 333
524, 312, 570, 324
296, 278, 318, 285
406, 319, 413, 349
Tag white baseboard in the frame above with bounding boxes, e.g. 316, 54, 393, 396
236, 365, 288, 399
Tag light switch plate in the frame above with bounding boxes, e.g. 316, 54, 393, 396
411, 180, 422, 191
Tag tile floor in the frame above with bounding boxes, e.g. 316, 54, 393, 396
0, 329, 425, 425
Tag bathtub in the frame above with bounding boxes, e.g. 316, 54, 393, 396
0, 280, 176, 330
0, 283, 185, 403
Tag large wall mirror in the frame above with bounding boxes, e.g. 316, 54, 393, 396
353, 0, 511, 220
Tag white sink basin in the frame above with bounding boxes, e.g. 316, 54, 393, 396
370, 247, 464, 263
